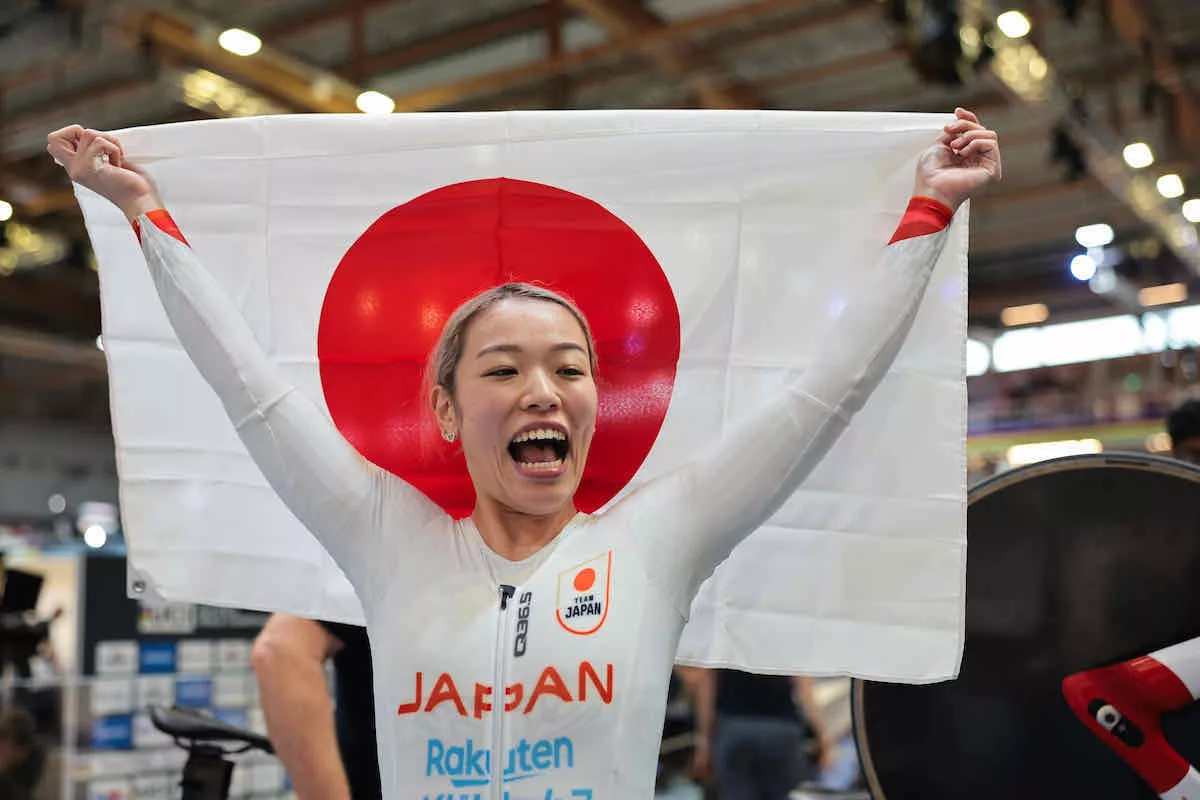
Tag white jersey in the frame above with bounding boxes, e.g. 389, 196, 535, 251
132, 199, 951, 799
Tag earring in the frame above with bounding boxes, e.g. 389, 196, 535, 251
443, 430, 457, 443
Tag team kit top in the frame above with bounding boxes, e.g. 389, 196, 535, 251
130, 193, 953, 800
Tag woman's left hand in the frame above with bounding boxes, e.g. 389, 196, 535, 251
914, 107, 1002, 211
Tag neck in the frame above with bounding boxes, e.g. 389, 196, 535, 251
471, 499, 577, 562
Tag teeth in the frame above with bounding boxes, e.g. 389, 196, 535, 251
511, 428, 567, 444
518, 459, 564, 471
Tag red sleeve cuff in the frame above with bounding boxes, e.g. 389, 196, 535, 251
888, 196, 954, 244
132, 210, 189, 247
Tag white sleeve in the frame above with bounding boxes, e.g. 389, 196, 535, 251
136, 218, 445, 590
609, 224, 953, 614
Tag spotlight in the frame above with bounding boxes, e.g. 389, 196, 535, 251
1089, 266, 1117, 294
966, 339, 991, 376
1075, 223, 1114, 248
1184, 199, 1200, 223
217, 28, 261, 57
1070, 253, 1097, 281
1001, 303, 1049, 326
996, 10, 1031, 38
0, 201, 11, 222
1139, 283, 1187, 307
1157, 174, 1185, 199
355, 90, 395, 114
1122, 142, 1154, 169
83, 525, 107, 549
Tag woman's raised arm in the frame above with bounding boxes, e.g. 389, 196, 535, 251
611, 109, 1001, 614
48, 126, 444, 588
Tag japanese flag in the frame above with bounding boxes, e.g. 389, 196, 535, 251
77, 111, 968, 682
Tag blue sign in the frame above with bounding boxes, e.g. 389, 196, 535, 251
212, 708, 247, 729
139, 641, 177, 674
91, 714, 133, 750
175, 677, 213, 709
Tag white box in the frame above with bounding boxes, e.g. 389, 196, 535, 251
176, 640, 214, 674
87, 779, 133, 800
216, 640, 252, 671
137, 676, 176, 709
90, 679, 135, 716
95, 641, 138, 676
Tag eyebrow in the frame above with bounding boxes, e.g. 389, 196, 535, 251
475, 342, 588, 358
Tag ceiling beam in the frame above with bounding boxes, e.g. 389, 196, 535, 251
452, 0, 877, 111
261, 0, 408, 40
343, 4, 558, 81
0, 277, 100, 339
563, 0, 761, 108
390, 0, 813, 111
756, 46, 902, 94
1106, 0, 1200, 166
975, 157, 1195, 213
132, 10, 361, 114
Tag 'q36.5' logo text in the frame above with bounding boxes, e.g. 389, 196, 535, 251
556, 551, 611, 635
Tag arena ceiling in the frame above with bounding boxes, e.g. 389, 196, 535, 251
2, 0, 1199, 429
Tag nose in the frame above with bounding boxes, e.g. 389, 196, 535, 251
521, 368, 560, 411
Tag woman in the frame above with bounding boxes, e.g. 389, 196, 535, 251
48, 109, 1000, 799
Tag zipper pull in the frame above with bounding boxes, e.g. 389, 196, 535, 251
499, 584, 515, 610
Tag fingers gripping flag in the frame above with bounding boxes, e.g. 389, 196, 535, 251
78, 111, 969, 682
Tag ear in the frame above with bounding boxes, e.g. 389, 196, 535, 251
431, 384, 457, 440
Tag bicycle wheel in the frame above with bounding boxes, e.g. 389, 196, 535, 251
852, 453, 1200, 800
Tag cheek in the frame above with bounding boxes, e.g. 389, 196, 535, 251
573, 386, 600, 437
454, 390, 506, 443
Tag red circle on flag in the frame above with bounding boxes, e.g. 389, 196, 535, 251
574, 568, 596, 593
317, 178, 681, 518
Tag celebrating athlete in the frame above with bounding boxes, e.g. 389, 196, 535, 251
48, 108, 1000, 799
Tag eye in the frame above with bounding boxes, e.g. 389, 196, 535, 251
558, 366, 586, 377
484, 367, 517, 378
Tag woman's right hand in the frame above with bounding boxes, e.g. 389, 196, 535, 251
46, 125, 162, 220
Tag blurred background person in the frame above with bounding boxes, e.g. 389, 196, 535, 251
0, 707, 44, 800
251, 614, 380, 800
1167, 399, 1200, 466
683, 666, 834, 800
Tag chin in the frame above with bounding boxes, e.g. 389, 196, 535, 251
505, 474, 580, 517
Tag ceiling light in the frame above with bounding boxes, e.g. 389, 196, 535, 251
1122, 142, 1154, 169
218, 28, 262, 57
1007, 438, 1101, 467
1184, 199, 1200, 223
996, 10, 1031, 38
1158, 174, 1185, 199
1070, 253, 1096, 281
1075, 223, 1114, 248
1001, 303, 1049, 327
1146, 432, 1172, 453
0, 200, 12, 222
966, 339, 990, 377
83, 525, 107, 549
1139, 283, 1188, 307
356, 90, 395, 114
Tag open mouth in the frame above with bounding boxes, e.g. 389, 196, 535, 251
508, 427, 569, 472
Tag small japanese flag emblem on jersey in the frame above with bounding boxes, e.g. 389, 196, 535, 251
556, 551, 612, 635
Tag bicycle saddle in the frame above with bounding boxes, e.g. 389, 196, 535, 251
148, 705, 274, 754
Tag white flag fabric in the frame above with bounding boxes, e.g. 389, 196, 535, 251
78, 111, 968, 683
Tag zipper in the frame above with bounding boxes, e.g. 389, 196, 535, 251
491, 584, 516, 800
